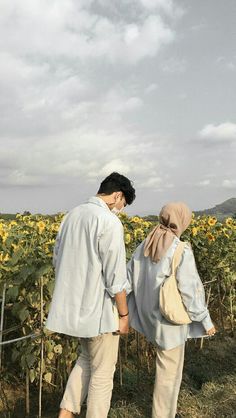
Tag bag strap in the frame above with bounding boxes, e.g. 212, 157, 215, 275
171, 241, 186, 275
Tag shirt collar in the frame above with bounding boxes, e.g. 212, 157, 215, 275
86, 196, 111, 212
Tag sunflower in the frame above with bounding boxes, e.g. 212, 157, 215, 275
208, 217, 217, 227
225, 217, 233, 228
199, 225, 205, 231
37, 221, 46, 233
125, 233, 131, 245
54, 344, 63, 354
206, 232, 215, 242
12, 243, 19, 251
0, 230, 9, 242
51, 223, 59, 232
134, 228, 145, 241
143, 221, 152, 228
47, 352, 54, 360
130, 216, 141, 223
192, 227, 199, 236
0, 253, 9, 262
9, 221, 17, 227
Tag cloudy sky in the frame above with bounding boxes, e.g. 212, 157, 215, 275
0, 0, 236, 215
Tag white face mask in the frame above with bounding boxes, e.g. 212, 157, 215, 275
111, 206, 124, 215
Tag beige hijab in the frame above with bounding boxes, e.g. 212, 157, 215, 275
144, 202, 192, 263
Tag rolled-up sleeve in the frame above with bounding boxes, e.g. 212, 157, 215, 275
98, 220, 127, 297
176, 244, 214, 331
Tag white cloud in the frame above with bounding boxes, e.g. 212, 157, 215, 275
0, 119, 172, 193
138, 175, 174, 190
6, 171, 46, 187
124, 97, 143, 111
96, 89, 143, 120
124, 25, 140, 44
0, 1, 175, 65
0, 0, 178, 144
119, 16, 175, 64
199, 122, 236, 142
139, 176, 162, 188
98, 159, 131, 177
197, 179, 210, 187
190, 22, 207, 32
222, 179, 236, 189
139, 0, 174, 15
226, 62, 236, 71
216, 56, 236, 71
145, 83, 158, 93
161, 58, 187, 73
0, 128, 162, 187
178, 92, 187, 100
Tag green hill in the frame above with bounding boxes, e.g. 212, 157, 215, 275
195, 198, 236, 219
0, 213, 17, 220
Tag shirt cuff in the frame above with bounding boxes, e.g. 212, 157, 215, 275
202, 313, 214, 331
123, 280, 132, 296
106, 283, 127, 298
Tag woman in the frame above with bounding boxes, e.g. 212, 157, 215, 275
126, 202, 215, 418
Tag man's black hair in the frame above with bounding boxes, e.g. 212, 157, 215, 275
97, 172, 136, 205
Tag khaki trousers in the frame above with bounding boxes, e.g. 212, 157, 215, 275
60, 333, 120, 418
152, 344, 185, 418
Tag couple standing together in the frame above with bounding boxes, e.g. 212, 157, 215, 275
46, 172, 215, 418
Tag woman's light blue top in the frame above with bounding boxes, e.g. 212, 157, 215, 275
46, 197, 127, 338
126, 237, 214, 350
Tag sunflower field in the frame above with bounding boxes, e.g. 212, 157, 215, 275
0, 212, 235, 417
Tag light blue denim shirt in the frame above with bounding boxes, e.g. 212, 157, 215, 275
126, 237, 214, 350
46, 197, 126, 337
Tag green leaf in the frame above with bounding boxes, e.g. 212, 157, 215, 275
12, 303, 30, 322
18, 265, 36, 281
35, 264, 52, 279
12, 348, 20, 362
19, 307, 30, 322
7, 248, 24, 267
6, 286, 19, 302
20, 355, 27, 369
26, 353, 36, 368
29, 369, 36, 383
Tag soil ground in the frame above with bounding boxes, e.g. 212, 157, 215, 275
1, 334, 236, 418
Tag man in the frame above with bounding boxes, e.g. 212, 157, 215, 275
46, 172, 136, 418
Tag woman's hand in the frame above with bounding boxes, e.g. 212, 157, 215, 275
206, 326, 216, 336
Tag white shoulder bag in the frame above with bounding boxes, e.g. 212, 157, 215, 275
159, 241, 192, 325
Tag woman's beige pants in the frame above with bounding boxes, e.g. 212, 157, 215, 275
152, 344, 185, 418
60, 333, 119, 417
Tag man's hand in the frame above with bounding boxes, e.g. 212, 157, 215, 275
206, 326, 216, 336
115, 290, 129, 334
118, 316, 129, 334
